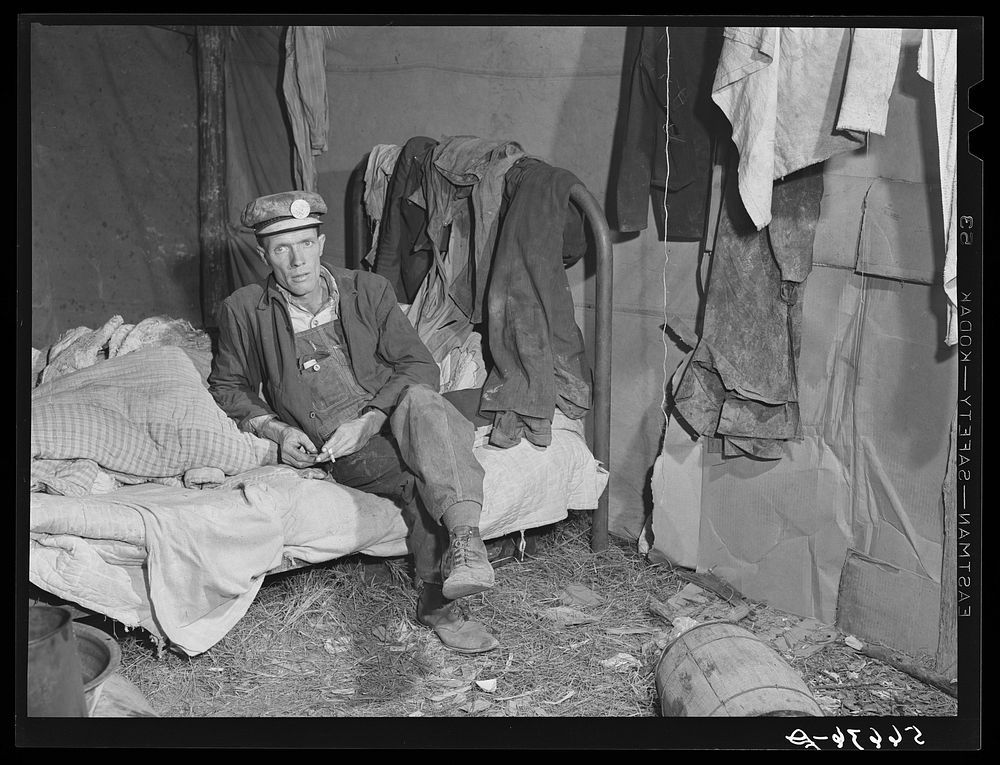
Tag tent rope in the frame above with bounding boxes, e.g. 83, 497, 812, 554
660, 26, 672, 424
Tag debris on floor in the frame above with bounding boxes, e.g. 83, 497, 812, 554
101, 512, 957, 718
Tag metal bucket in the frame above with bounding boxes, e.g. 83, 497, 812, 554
655, 621, 823, 717
27, 606, 88, 717
74, 622, 122, 715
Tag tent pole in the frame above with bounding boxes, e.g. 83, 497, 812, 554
196, 26, 228, 329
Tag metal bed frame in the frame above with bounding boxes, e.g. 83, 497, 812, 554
346, 160, 613, 552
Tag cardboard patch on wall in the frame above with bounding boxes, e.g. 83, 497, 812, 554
813, 174, 941, 285
854, 178, 941, 283
836, 549, 941, 658
650, 434, 703, 569
696, 431, 853, 624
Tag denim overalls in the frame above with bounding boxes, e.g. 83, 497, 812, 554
293, 318, 372, 443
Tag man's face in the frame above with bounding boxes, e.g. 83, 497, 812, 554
258, 227, 326, 299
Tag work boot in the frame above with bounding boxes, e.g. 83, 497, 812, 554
416, 583, 499, 654
441, 526, 495, 600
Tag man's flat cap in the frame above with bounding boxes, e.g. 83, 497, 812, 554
242, 191, 327, 236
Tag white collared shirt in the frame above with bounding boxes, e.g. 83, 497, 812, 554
276, 266, 340, 333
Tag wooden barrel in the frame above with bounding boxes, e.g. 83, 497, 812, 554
655, 621, 823, 717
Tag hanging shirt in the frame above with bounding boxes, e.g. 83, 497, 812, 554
374, 136, 439, 302
613, 27, 723, 240
282, 26, 329, 192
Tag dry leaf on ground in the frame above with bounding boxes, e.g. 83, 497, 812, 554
559, 583, 605, 607
540, 606, 599, 626
600, 653, 642, 672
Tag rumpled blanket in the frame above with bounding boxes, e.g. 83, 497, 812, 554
31, 345, 276, 495
31, 479, 291, 655
33, 315, 214, 388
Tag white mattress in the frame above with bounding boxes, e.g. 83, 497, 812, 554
29, 417, 607, 656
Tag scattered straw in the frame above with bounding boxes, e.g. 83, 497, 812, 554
109, 510, 957, 718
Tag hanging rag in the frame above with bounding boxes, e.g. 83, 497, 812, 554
712, 27, 901, 230
672, 157, 825, 459
282, 26, 329, 192
613, 26, 723, 240
479, 158, 591, 449
837, 28, 904, 135
361, 144, 403, 268
917, 28, 959, 347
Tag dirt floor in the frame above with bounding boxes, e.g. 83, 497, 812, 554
39, 510, 958, 719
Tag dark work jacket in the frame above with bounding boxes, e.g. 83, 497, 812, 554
208, 263, 440, 449
479, 158, 592, 448
374, 136, 438, 302
613, 26, 722, 240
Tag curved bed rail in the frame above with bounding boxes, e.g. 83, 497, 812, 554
345, 163, 612, 552
568, 184, 612, 552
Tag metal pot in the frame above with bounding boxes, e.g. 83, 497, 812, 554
27, 606, 88, 717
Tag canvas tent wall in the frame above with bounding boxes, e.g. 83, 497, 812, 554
29, 24, 201, 347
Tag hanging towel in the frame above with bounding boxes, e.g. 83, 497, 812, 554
917, 28, 959, 347
837, 28, 903, 135
712, 27, 901, 230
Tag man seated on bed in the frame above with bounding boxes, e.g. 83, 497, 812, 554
208, 190, 498, 655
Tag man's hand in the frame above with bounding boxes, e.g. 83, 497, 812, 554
276, 425, 321, 468
319, 409, 387, 461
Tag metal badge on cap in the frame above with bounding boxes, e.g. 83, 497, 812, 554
290, 199, 311, 219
